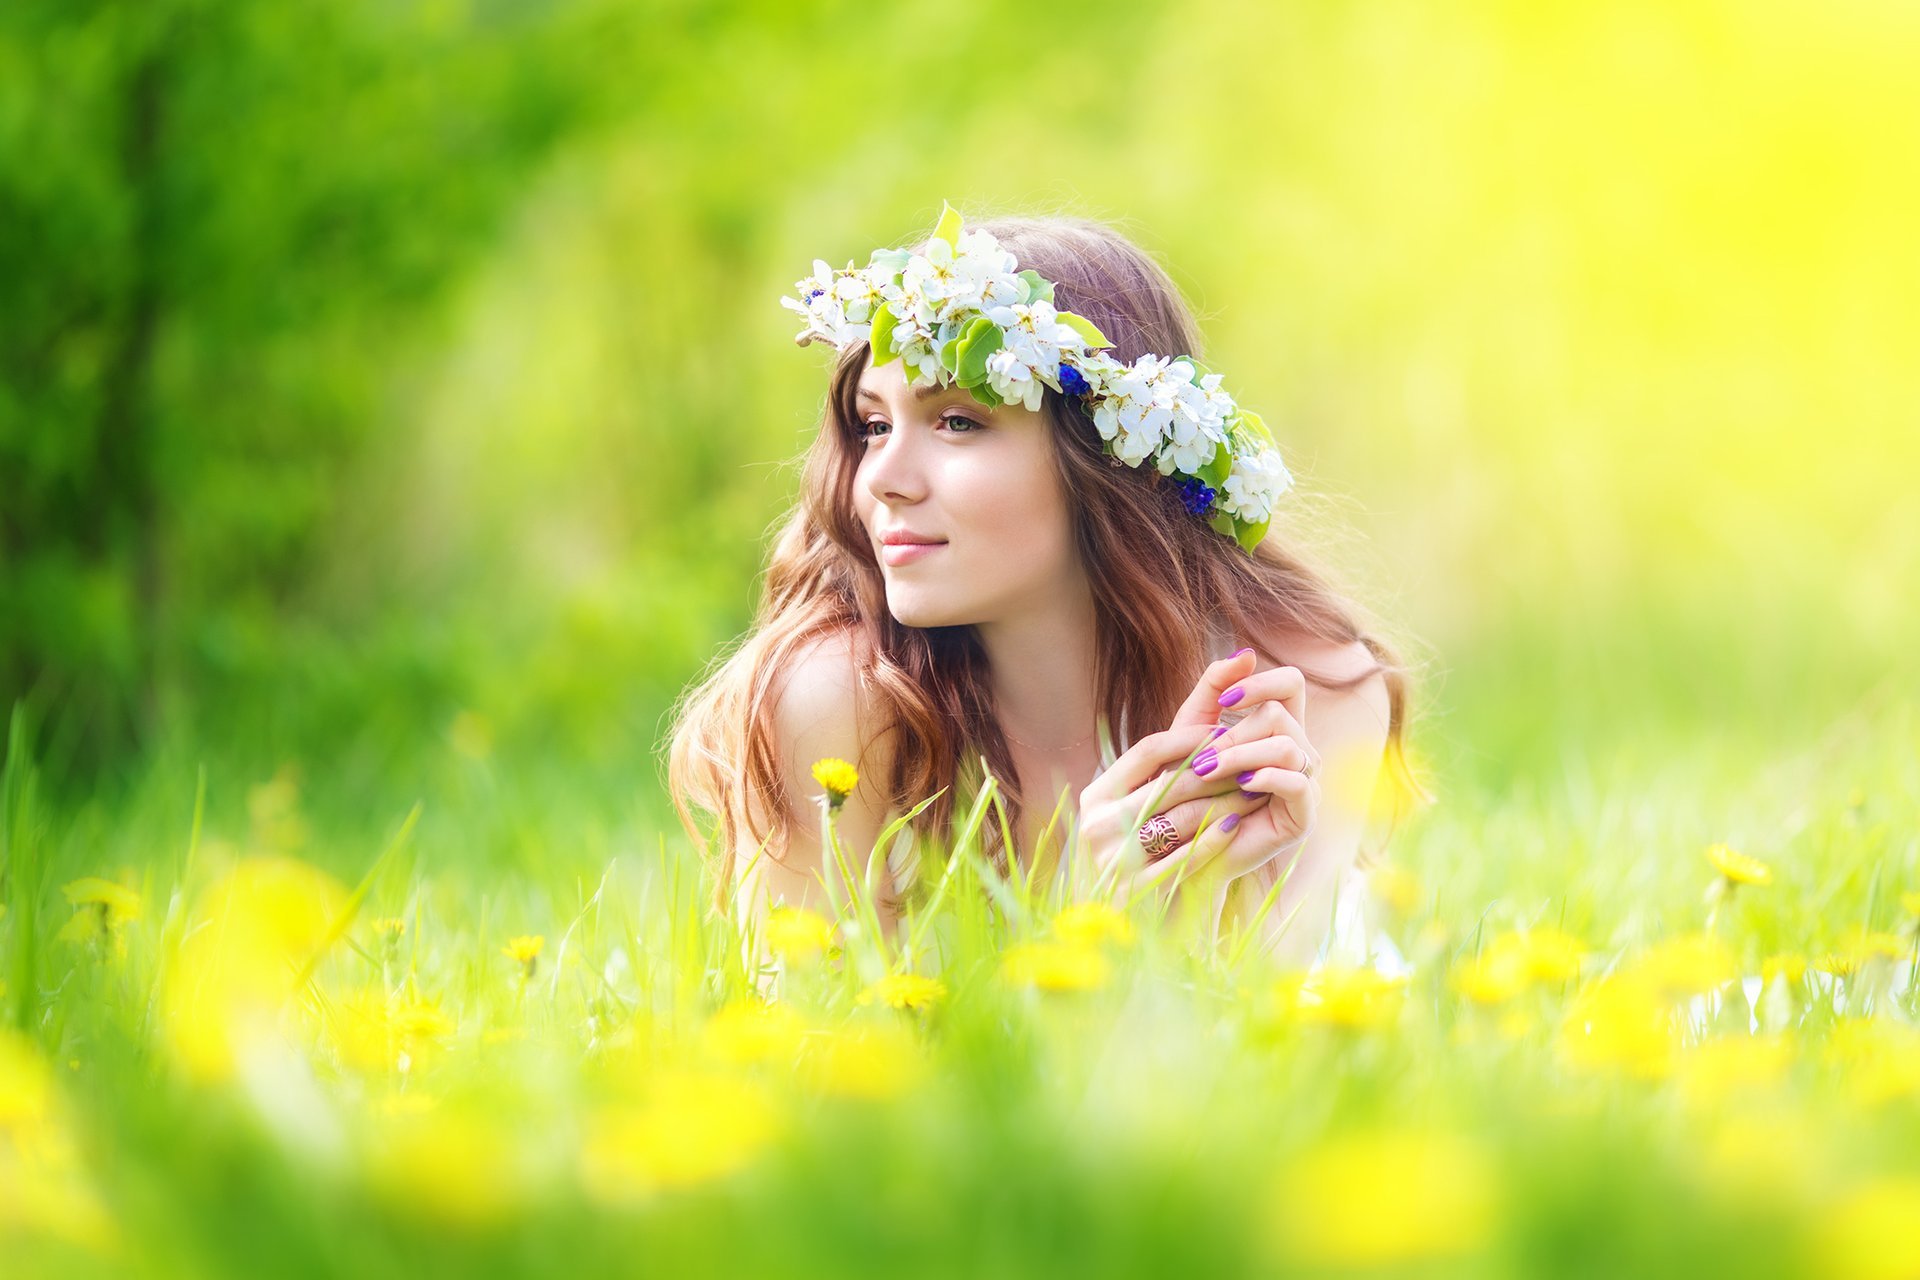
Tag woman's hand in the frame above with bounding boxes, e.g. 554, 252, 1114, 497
1171, 661, 1322, 884
1070, 650, 1305, 899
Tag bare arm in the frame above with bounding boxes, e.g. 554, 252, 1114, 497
739, 630, 902, 943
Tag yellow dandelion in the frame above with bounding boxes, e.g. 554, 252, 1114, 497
1050, 901, 1135, 949
1000, 941, 1111, 993
1820, 927, 1911, 976
1761, 952, 1808, 986
1630, 932, 1737, 1000
1557, 975, 1677, 1080
503, 935, 545, 979
1450, 928, 1583, 1005
1705, 842, 1773, 887
1674, 1034, 1793, 1106
1296, 967, 1406, 1030
580, 1071, 781, 1202
372, 916, 406, 939
810, 757, 859, 809
798, 1023, 927, 1099
702, 999, 809, 1066
61, 877, 142, 923
56, 877, 143, 949
1827, 1019, 1920, 1105
857, 973, 948, 1012
1270, 1130, 1496, 1266
1818, 951, 1864, 978
765, 906, 835, 962
156, 855, 350, 1083
1451, 941, 1529, 1006
1520, 928, 1585, 983
329, 988, 456, 1075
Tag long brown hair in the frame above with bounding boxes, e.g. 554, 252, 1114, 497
665, 207, 1433, 918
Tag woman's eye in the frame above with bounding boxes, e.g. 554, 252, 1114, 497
859, 414, 983, 439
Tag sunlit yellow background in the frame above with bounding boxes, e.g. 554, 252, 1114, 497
371, 1, 1918, 802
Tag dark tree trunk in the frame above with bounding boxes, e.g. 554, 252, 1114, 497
94, 46, 167, 747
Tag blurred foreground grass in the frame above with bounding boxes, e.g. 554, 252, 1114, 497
3, 685, 1917, 1280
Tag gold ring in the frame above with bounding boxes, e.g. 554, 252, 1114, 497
1138, 814, 1182, 861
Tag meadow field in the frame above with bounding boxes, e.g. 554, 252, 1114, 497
4, 2, 1918, 1277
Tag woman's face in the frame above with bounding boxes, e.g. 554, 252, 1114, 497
851, 354, 1085, 629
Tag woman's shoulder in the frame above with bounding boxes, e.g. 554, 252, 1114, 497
770, 625, 896, 775
771, 625, 871, 736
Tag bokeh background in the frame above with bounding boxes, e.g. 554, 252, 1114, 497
4, 0, 1915, 873
6, 5, 1920, 1277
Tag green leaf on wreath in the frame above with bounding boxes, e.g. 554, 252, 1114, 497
933, 200, 964, 249
868, 303, 899, 365
1197, 439, 1234, 489
1017, 269, 1054, 304
1058, 311, 1112, 350
1232, 408, 1275, 449
956, 317, 1004, 387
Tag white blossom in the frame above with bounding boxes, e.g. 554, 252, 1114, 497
1153, 368, 1235, 476
1217, 446, 1294, 525
781, 258, 870, 347
984, 347, 1047, 411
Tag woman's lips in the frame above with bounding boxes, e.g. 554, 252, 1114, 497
880, 541, 946, 566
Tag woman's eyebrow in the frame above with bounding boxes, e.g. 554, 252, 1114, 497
855, 383, 952, 405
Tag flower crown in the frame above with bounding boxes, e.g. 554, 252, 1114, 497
780, 201, 1293, 552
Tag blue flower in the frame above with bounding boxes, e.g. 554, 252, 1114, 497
1058, 363, 1091, 399
1170, 475, 1216, 516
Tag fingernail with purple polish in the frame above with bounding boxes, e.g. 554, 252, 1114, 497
1218, 687, 1244, 708
1240, 789, 1259, 799
1232, 646, 1253, 658
1236, 770, 1256, 785
1191, 750, 1217, 775
1209, 725, 1229, 740
1221, 813, 1241, 832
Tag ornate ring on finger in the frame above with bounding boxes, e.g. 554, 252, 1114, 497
1138, 814, 1182, 861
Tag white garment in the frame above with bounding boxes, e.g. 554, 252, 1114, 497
1316, 865, 1413, 978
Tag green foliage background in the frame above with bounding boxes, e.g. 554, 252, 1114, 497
3, 0, 1916, 864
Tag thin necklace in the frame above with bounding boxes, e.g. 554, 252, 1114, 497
1000, 722, 1094, 753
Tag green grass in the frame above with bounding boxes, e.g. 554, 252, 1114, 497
3, 668, 1918, 1280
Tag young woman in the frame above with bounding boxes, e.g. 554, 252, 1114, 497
667, 204, 1428, 970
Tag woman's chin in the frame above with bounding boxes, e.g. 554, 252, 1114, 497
885, 588, 961, 630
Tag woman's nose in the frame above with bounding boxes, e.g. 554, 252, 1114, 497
862, 423, 930, 504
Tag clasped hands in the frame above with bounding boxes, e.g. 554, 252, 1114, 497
1072, 647, 1320, 903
